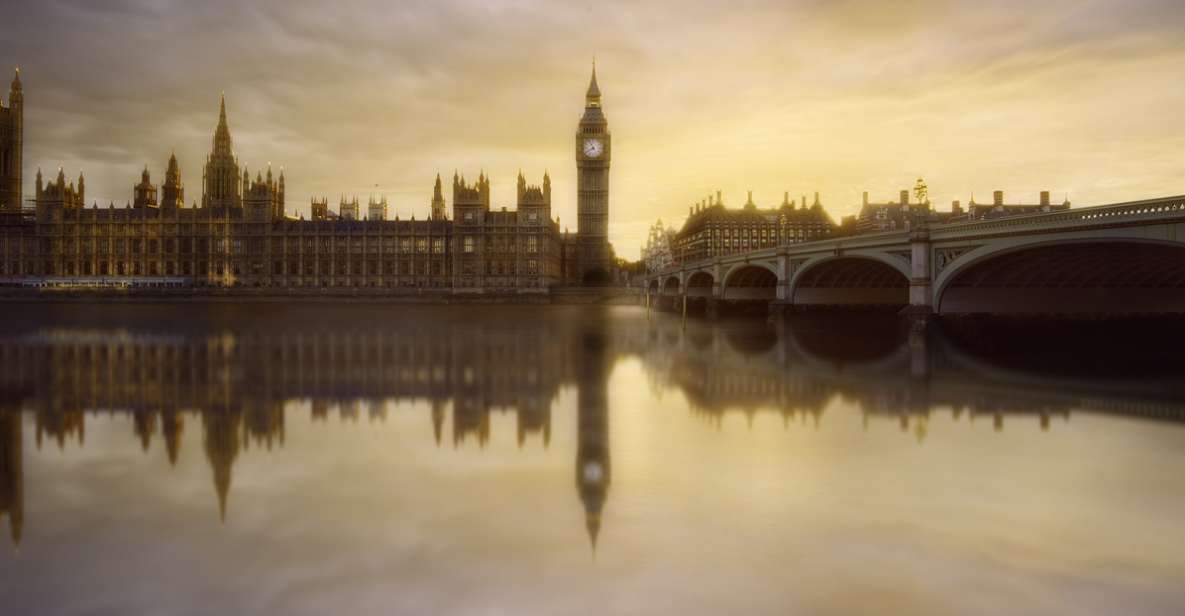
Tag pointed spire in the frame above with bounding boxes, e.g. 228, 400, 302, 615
587, 58, 601, 101
10, 67, 21, 93
212, 93, 233, 157
586, 513, 601, 553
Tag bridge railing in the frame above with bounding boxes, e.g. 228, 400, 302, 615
932, 195, 1185, 234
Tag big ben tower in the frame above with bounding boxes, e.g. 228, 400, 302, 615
576, 63, 613, 284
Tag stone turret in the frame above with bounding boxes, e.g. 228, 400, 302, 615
367, 195, 388, 221
35, 167, 85, 223
431, 173, 446, 221
202, 94, 242, 210
452, 172, 490, 215
1, 68, 23, 211
339, 196, 360, 220
310, 197, 330, 221
134, 166, 158, 209
517, 171, 552, 223
243, 163, 284, 221
161, 151, 184, 212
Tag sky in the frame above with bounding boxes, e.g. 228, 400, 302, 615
2, 0, 1184, 258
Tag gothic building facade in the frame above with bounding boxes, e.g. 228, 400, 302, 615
0, 67, 617, 291
0, 69, 22, 212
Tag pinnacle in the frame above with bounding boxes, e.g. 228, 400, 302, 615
587, 60, 601, 99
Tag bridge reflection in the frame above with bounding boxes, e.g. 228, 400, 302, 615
1, 305, 1183, 550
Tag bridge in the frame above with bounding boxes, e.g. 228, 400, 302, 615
644, 195, 1185, 317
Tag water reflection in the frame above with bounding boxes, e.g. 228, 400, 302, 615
0, 305, 1183, 553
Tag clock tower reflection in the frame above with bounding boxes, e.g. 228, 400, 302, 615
575, 325, 611, 551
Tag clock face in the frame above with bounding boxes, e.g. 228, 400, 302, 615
582, 138, 604, 158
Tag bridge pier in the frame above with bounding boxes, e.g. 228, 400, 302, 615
901, 224, 934, 327
769, 252, 793, 320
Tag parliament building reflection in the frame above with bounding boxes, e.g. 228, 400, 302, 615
2, 307, 1183, 549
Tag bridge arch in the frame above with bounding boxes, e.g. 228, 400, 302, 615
685, 271, 715, 297
662, 275, 681, 295
646, 278, 660, 294
789, 254, 910, 308
936, 238, 1185, 314
722, 263, 779, 300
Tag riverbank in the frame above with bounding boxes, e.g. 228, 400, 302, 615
0, 287, 642, 304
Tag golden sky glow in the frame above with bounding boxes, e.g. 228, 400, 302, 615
2, 0, 1184, 257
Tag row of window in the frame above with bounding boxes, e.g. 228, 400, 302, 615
8, 235, 562, 255
461, 236, 542, 253
32, 222, 498, 238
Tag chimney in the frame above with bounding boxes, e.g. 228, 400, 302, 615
993, 190, 1004, 206
1040, 191, 1050, 206
900, 190, 909, 205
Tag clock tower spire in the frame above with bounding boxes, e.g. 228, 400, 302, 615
576, 61, 612, 284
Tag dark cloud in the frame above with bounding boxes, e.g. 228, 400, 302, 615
2, 0, 1183, 255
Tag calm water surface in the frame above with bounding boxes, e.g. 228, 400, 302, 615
1, 304, 1184, 615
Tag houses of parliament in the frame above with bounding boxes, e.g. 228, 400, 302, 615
0, 66, 617, 291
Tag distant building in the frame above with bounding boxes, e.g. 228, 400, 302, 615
642, 219, 676, 274
671, 190, 835, 264
965, 190, 1070, 221
849, 186, 1070, 233
852, 188, 943, 233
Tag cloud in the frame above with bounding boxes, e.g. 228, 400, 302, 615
2, 0, 1183, 257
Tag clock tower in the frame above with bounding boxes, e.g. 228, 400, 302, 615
576, 63, 612, 283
